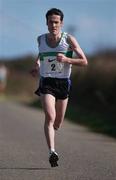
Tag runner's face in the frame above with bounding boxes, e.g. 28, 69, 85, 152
47, 15, 63, 36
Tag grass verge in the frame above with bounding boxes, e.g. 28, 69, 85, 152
66, 102, 116, 138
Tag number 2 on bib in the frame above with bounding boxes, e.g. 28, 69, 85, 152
51, 63, 56, 71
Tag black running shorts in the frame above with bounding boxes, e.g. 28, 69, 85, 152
35, 77, 71, 100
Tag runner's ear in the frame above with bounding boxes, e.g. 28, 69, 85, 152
61, 20, 63, 27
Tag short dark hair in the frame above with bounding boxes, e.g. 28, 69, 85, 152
46, 8, 64, 22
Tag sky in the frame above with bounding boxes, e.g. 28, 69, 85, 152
0, 0, 116, 58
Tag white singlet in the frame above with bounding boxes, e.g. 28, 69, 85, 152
38, 32, 73, 78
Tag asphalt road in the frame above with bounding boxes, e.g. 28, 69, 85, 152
0, 100, 116, 180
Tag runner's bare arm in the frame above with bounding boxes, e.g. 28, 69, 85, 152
30, 55, 40, 77
57, 34, 88, 66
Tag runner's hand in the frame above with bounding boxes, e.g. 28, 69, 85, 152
57, 53, 67, 63
30, 68, 38, 77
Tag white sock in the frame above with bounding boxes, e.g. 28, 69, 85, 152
49, 149, 55, 155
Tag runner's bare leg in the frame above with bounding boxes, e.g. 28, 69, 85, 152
54, 98, 68, 130
40, 94, 56, 151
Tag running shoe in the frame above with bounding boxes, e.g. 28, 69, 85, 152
49, 152, 59, 167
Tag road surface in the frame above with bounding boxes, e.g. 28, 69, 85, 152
0, 100, 116, 180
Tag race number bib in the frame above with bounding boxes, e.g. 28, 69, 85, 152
44, 56, 64, 74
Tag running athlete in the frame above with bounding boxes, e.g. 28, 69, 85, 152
31, 8, 88, 167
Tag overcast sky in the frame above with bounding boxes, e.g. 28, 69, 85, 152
0, 0, 116, 58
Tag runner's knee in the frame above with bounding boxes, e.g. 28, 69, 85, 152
45, 113, 55, 125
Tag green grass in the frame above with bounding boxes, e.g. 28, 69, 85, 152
66, 102, 116, 138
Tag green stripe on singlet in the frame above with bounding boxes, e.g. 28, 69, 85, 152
39, 51, 73, 61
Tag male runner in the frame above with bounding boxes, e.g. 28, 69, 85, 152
31, 8, 88, 167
